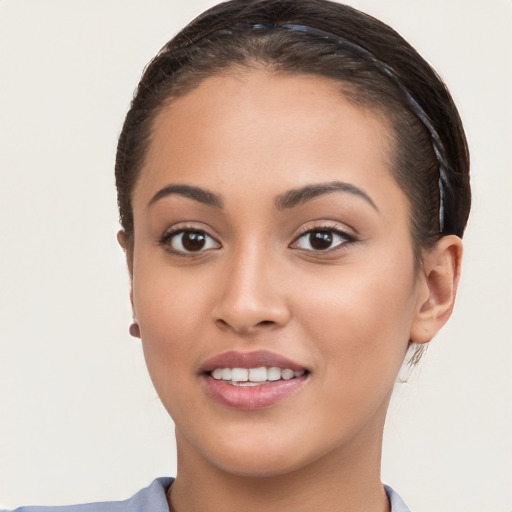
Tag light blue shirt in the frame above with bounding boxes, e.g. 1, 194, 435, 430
6, 478, 411, 511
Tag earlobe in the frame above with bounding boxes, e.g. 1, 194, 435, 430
410, 235, 463, 344
129, 317, 141, 338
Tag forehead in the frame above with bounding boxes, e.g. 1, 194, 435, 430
134, 69, 403, 216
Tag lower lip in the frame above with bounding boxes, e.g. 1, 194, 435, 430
202, 374, 309, 410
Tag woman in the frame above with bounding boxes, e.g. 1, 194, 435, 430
5, 1, 471, 511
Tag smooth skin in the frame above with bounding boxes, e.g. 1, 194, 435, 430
119, 69, 462, 512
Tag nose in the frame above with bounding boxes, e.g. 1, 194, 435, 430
212, 244, 291, 335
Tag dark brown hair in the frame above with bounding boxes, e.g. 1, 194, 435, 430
115, 0, 470, 253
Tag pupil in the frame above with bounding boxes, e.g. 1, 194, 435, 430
182, 231, 206, 251
310, 231, 333, 250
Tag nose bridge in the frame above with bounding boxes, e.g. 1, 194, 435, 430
213, 236, 290, 333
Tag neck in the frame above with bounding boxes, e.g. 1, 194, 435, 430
168, 420, 390, 512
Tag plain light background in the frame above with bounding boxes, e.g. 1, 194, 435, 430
0, 0, 511, 510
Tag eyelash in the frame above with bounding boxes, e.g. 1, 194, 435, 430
291, 224, 357, 253
158, 226, 220, 256
158, 224, 357, 256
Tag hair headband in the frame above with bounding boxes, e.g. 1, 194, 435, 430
200, 22, 450, 232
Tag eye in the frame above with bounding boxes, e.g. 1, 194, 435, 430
292, 228, 354, 252
161, 229, 220, 254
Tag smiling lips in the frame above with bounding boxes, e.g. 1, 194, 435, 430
201, 350, 309, 410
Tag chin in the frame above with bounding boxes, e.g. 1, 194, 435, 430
181, 423, 340, 479
207, 448, 316, 478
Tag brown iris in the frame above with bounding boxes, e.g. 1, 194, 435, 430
309, 230, 334, 250
181, 231, 208, 251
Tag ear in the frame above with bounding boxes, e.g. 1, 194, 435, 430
410, 235, 463, 344
117, 229, 135, 311
117, 229, 134, 277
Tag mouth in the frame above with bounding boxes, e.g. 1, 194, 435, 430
200, 350, 310, 410
210, 366, 306, 386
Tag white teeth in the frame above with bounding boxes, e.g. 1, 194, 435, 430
267, 367, 282, 381
210, 366, 306, 384
281, 369, 294, 380
212, 368, 224, 380
230, 368, 249, 382
248, 367, 267, 382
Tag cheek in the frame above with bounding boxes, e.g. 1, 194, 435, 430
285, 262, 417, 439
131, 258, 215, 390
295, 258, 417, 383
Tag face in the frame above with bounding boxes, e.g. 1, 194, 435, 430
128, 70, 428, 477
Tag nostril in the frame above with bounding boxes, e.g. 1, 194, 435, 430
214, 317, 277, 333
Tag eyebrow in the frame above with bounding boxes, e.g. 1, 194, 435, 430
147, 180, 377, 212
148, 184, 223, 209
275, 181, 378, 211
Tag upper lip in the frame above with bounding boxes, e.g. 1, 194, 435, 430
200, 350, 307, 373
